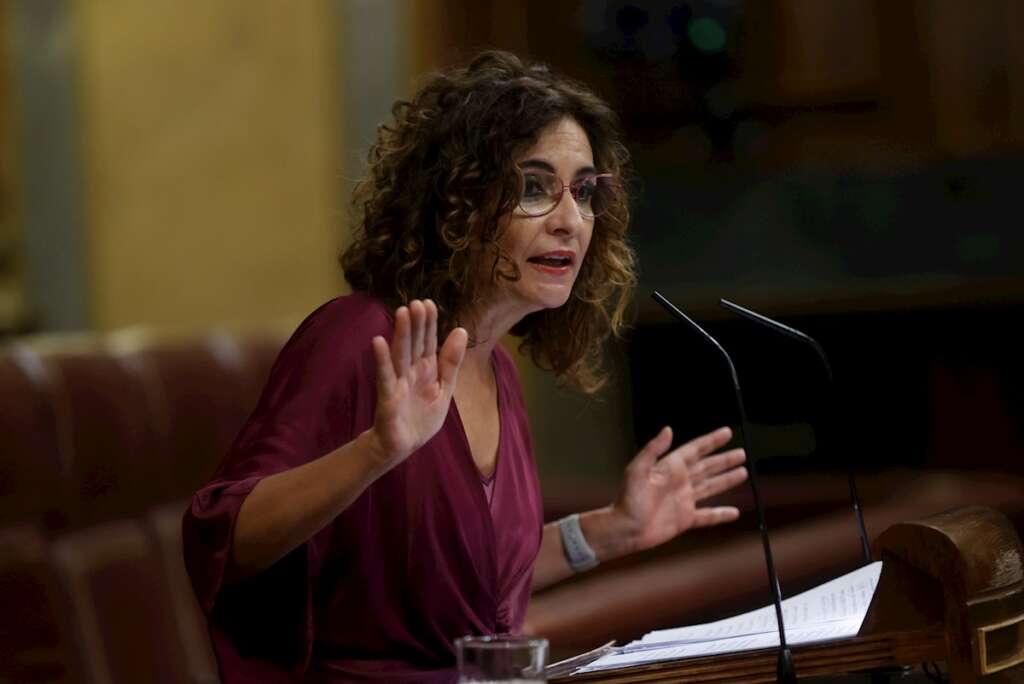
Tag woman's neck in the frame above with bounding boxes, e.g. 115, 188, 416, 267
460, 316, 504, 382
458, 297, 531, 380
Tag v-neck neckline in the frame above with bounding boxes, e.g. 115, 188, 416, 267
446, 349, 504, 612
452, 350, 504, 484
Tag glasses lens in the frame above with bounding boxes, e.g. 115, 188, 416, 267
518, 172, 557, 216
572, 175, 613, 219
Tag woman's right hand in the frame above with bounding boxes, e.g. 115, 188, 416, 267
227, 299, 465, 578
368, 299, 468, 468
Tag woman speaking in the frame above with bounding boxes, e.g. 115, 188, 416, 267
183, 50, 748, 682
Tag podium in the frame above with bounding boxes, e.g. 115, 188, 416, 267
551, 506, 1024, 683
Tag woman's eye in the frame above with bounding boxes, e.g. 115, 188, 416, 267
522, 175, 547, 198
574, 180, 597, 202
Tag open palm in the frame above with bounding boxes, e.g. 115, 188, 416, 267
370, 299, 467, 465
615, 426, 748, 554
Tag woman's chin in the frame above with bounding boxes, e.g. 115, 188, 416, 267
505, 282, 575, 314
538, 290, 573, 311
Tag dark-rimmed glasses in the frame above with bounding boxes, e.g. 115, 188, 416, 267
517, 170, 617, 219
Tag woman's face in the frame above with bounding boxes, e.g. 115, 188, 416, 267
492, 117, 596, 317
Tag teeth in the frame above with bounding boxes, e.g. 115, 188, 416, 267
530, 255, 570, 266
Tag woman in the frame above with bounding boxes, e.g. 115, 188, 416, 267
183, 51, 748, 682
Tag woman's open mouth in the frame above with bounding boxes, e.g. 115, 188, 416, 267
526, 251, 574, 275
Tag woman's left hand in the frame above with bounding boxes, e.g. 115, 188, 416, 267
613, 426, 748, 555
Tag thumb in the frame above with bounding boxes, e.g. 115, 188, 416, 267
438, 327, 468, 393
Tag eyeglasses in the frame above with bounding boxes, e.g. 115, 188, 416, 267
516, 170, 617, 220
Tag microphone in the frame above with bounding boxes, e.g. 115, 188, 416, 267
719, 299, 872, 565
652, 291, 797, 684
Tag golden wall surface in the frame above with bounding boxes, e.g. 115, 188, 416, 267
73, 0, 345, 331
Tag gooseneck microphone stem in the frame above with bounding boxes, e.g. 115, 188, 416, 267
652, 291, 796, 684
719, 299, 872, 565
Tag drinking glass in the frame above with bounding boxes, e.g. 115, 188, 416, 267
455, 634, 549, 683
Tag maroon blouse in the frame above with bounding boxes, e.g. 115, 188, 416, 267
182, 294, 544, 683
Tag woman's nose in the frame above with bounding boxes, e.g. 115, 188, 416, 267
546, 187, 585, 234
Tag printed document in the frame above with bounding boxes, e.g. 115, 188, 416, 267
575, 561, 882, 674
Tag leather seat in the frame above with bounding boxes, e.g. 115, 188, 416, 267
50, 518, 193, 684
0, 349, 75, 532
116, 333, 254, 501
33, 341, 174, 528
0, 326, 288, 684
0, 524, 76, 682
146, 500, 219, 684
226, 327, 286, 413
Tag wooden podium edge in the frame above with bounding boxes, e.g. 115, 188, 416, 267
552, 627, 946, 683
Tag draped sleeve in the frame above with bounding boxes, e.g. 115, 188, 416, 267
182, 294, 390, 682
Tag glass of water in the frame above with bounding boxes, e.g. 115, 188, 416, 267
455, 634, 549, 683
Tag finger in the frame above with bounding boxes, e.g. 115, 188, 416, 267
692, 448, 746, 482
691, 506, 741, 528
629, 426, 673, 472
660, 431, 738, 475
681, 426, 733, 465
392, 306, 411, 376
372, 335, 397, 396
409, 299, 426, 361
424, 300, 438, 358
694, 466, 748, 501
438, 327, 468, 393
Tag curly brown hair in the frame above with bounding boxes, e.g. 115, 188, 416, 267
341, 50, 637, 393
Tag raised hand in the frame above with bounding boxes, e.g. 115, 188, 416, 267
369, 299, 468, 467
614, 426, 748, 554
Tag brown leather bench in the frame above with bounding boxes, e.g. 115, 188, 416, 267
0, 327, 286, 683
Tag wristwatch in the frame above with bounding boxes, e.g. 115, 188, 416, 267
559, 513, 599, 572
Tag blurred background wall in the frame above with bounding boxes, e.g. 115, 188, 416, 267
3, 0, 1023, 490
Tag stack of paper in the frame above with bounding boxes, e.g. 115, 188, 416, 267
574, 561, 882, 674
